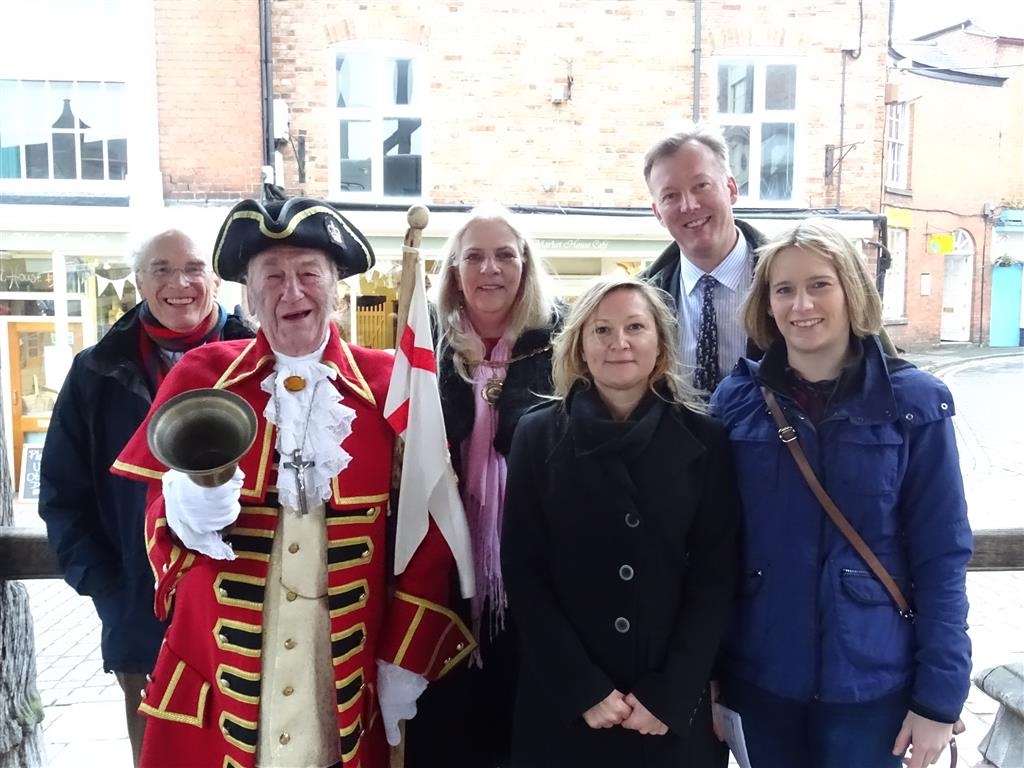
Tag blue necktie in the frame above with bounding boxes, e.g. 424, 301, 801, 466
693, 274, 720, 392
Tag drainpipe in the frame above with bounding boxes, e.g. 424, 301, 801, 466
692, 0, 702, 120
837, 52, 847, 209
979, 212, 991, 344
259, 0, 275, 181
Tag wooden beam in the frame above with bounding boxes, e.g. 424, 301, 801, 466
0, 528, 60, 581
967, 529, 1024, 572
1, 527, 1022, 581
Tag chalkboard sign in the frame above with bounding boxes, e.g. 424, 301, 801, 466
19, 444, 43, 502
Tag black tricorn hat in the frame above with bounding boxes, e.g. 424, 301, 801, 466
212, 197, 375, 282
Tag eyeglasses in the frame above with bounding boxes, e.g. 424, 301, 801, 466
145, 263, 209, 282
460, 250, 520, 265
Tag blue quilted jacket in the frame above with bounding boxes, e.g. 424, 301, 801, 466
710, 335, 972, 723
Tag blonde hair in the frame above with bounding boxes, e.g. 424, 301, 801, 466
435, 203, 555, 380
743, 218, 883, 350
552, 276, 705, 411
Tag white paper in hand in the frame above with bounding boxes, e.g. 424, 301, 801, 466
717, 705, 752, 768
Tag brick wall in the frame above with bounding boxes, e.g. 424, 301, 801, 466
154, 0, 264, 200
883, 27, 1022, 346
266, 0, 889, 210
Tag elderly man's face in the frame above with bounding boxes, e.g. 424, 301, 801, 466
247, 247, 334, 356
136, 232, 220, 332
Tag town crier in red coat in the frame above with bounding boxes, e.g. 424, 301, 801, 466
113, 197, 474, 768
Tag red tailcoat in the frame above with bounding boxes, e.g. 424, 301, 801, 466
113, 327, 474, 768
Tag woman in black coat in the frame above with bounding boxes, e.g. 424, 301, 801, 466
501, 276, 739, 768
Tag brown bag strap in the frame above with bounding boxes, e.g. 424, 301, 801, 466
760, 387, 915, 621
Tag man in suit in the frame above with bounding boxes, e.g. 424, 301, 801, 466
641, 121, 766, 394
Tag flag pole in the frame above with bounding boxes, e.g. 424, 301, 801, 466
396, 205, 430, 333
388, 204, 429, 768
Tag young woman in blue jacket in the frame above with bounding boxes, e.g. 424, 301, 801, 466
710, 219, 972, 768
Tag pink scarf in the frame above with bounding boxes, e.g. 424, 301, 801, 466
461, 334, 512, 662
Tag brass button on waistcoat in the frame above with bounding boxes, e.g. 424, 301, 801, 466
288, 542, 300, 554
279, 732, 290, 745
284, 638, 296, 650
283, 686, 294, 696
286, 591, 297, 602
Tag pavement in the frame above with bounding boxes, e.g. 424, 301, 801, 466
10, 342, 1024, 768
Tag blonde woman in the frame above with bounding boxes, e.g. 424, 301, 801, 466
406, 204, 563, 768
501, 276, 738, 768
711, 219, 971, 768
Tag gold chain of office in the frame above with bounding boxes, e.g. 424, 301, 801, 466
462, 345, 552, 405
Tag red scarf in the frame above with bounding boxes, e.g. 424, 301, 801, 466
138, 302, 226, 392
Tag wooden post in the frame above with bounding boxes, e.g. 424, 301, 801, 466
0, 387, 45, 768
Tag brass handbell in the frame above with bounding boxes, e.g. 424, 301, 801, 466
147, 388, 258, 487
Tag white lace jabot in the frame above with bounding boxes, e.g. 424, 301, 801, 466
261, 335, 356, 512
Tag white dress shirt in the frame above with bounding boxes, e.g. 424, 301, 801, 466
677, 230, 754, 383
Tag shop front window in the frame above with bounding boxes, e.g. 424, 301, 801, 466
0, 252, 54, 292
1, 251, 54, 317
92, 262, 138, 337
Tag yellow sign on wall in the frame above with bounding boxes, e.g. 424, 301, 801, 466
928, 233, 955, 255
887, 208, 913, 229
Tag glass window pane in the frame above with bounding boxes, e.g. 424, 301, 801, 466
108, 138, 127, 180
340, 120, 372, 191
102, 83, 128, 179
0, 80, 21, 178
52, 133, 76, 179
0, 299, 53, 316
22, 81, 50, 178
50, 81, 76, 128
718, 64, 754, 114
382, 117, 421, 196
0, 254, 55, 292
385, 58, 415, 106
765, 65, 796, 110
761, 122, 795, 200
75, 81, 104, 133
336, 53, 374, 108
81, 136, 104, 179
66, 257, 90, 293
723, 125, 750, 196
0, 144, 21, 178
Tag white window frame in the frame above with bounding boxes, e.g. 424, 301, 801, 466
327, 41, 427, 202
882, 227, 908, 320
0, 1, 130, 197
713, 53, 803, 206
0, 79, 129, 193
886, 102, 909, 190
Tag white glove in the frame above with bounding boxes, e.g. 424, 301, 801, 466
376, 660, 428, 747
162, 467, 244, 560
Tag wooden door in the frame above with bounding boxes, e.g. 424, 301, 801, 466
7, 322, 83, 491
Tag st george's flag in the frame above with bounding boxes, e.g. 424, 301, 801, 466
383, 252, 475, 598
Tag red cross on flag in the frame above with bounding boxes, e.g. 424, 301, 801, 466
384, 256, 475, 598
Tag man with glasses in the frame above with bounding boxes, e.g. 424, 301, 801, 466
39, 229, 253, 767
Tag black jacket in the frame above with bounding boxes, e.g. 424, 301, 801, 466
437, 304, 565, 470
501, 387, 740, 768
38, 304, 253, 673
640, 219, 767, 363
